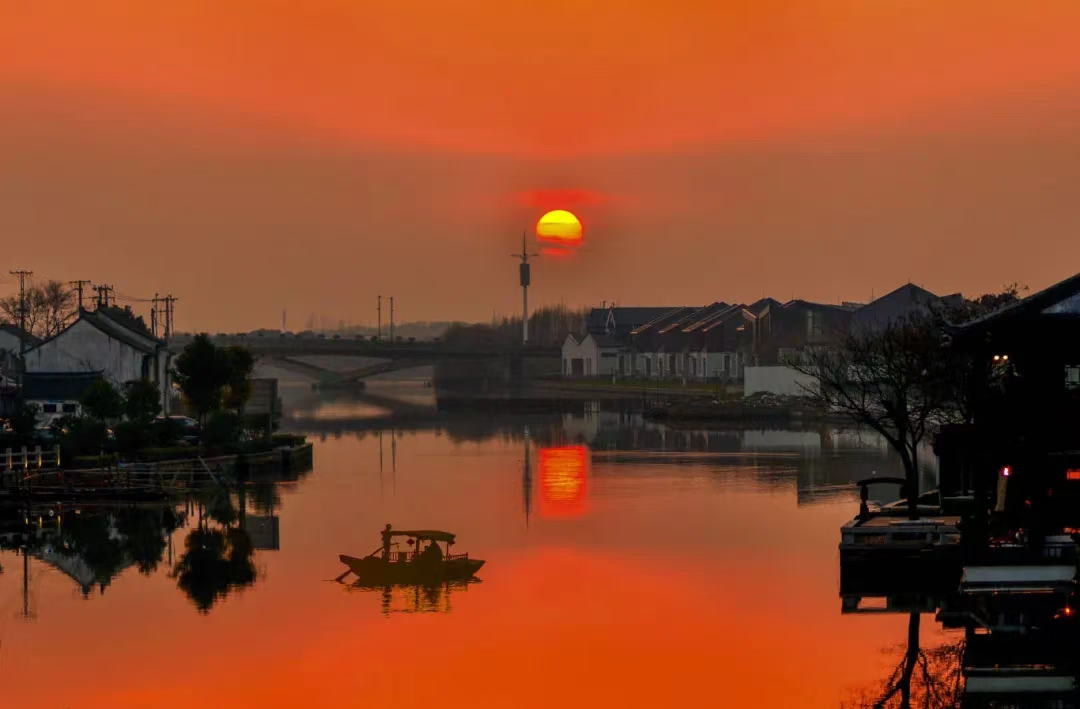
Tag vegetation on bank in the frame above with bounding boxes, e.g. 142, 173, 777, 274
443, 305, 591, 348
2, 334, 304, 467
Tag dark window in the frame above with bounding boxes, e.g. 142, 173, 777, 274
42, 403, 58, 413
62, 403, 77, 413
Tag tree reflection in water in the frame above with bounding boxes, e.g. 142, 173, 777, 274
843, 613, 964, 709
171, 488, 258, 613
172, 526, 257, 612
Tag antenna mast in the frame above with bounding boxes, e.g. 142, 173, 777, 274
512, 230, 538, 345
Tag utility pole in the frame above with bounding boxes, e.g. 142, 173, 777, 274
69, 279, 92, 311
163, 295, 178, 338
9, 270, 32, 357
151, 293, 160, 337
93, 284, 114, 309
377, 295, 382, 340
511, 230, 538, 345
282, 309, 286, 332
389, 297, 395, 343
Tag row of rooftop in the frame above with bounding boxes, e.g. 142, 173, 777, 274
563, 282, 962, 380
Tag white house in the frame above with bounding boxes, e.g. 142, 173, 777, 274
562, 334, 621, 378
23, 307, 174, 412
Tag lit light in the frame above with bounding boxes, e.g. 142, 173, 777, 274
1067, 469, 1080, 481
1001, 466, 1011, 477
993, 355, 1001, 362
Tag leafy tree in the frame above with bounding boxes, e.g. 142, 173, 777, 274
222, 346, 255, 411
80, 379, 124, 421
122, 378, 162, 422
0, 279, 77, 339
173, 334, 231, 422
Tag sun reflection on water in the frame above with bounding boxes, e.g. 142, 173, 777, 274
539, 445, 589, 518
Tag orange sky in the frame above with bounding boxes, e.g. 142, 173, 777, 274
3, 1, 1080, 329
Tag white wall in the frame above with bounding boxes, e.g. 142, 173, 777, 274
26, 320, 145, 384
743, 366, 818, 397
561, 335, 599, 377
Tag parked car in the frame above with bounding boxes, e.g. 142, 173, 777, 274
158, 415, 201, 445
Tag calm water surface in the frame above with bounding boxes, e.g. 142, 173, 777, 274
0, 413, 956, 707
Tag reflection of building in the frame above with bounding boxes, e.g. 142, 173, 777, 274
539, 446, 589, 518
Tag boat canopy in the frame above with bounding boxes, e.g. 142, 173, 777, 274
390, 530, 457, 543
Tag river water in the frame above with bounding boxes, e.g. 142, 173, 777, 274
0, 399, 958, 707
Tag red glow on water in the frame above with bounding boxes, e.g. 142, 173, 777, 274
539, 446, 589, 518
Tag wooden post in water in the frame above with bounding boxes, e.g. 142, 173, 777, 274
21, 446, 28, 471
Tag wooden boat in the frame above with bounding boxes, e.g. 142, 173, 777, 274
338, 527, 484, 585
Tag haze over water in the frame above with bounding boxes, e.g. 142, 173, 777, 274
1, 395, 954, 707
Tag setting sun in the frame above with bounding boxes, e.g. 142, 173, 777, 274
536, 210, 583, 245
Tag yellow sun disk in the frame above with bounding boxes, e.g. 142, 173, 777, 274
536, 210, 583, 242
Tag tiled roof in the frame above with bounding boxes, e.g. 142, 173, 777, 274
588, 307, 684, 334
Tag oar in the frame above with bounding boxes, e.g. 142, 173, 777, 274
333, 569, 353, 583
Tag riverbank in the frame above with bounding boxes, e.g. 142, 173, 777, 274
0, 439, 314, 499
642, 392, 848, 424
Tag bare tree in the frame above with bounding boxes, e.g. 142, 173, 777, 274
791, 318, 959, 518
0, 279, 77, 339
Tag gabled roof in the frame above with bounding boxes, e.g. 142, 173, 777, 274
588, 307, 683, 334
853, 283, 960, 330
630, 307, 697, 336
701, 305, 755, 332
748, 298, 782, 316
659, 303, 731, 334
955, 271, 1080, 335
0, 323, 40, 347
22, 371, 104, 401
29, 307, 164, 355
682, 304, 739, 333
97, 306, 159, 341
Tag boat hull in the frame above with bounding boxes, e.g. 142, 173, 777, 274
340, 554, 484, 584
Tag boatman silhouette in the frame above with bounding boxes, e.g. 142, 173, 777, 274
381, 524, 393, 559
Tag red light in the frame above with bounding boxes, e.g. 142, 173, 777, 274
1001, 466, 1011, 477
1067, 469, 1080, 481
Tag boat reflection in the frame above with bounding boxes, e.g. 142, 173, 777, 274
341, 579, 480, 615
538, 445, 589, 518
